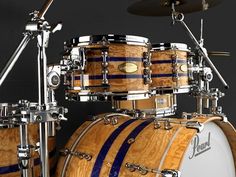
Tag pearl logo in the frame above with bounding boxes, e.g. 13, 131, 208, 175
189, 132, 211, 159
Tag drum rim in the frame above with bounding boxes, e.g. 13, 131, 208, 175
152, 43, 190, 52
65, 34, 150, 47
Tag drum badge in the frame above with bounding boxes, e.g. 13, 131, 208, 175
118, 62, 138, 73
189, 132, 211, 159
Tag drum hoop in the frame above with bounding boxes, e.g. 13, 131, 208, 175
65, 34, 150, 47
152, 43, 190, 52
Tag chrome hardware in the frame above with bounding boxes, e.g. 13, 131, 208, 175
101, 50, 109, 85
164, 119, 173, 130
47, 65, 61, 89
125, 163, 149, 175
143, 52, 152, 84
161, 169, 181, 177
0, 100, 67, 125
103, 113, 132, 125
116, 109, 146, 119
154, 119, 161, 129
182, 112, 199, 119
60, 148, 92, 161
125, 163, 181, 176
17, 145, 34, 169
153, 119, 173, 130
143, 68, 152, 84
186, 121, 204, 133
171, 54, 179, 83
143, 52, 151, 67
47, 71, 60, 89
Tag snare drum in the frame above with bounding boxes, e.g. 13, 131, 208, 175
0, 103, 57, 177
113, 94, 176, 117
151, 43, 191, 93
63, 34, 151, 100
56, 114, 235, 177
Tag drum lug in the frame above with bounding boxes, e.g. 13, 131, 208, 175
101, 50, 109, 85
117, 109, 146, 119
143, 52, 151, 67
161, 169, 181, 177
164, 120, 173, 130
153, 119, 173, 130
154, 119, 161, 129
125, 162, 181, 176
186, 121, 204, 133
59, 148, 92, 161
103, 113, 132, 125
143, 52, 152, 85
171, 54, 180, 83
144, 68, 152, 84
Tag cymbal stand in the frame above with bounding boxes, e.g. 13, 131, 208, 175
18, 106, 34, 177
0, 1, 65, 177
171, 5, 229, 89
171, 5, 227, 115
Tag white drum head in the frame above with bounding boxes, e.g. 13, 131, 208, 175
180, 122, 235, 177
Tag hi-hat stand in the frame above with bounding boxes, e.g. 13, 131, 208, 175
0, 1, 65, 177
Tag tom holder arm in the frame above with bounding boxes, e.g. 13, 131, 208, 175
172, 12, 229, 89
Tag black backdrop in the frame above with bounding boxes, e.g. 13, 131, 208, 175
0, 0, 235, 148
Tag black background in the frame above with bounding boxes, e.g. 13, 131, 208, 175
0, 0, 235, 148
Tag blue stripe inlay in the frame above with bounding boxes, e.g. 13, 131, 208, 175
152, 59, 187, 64
91, 119, 137, 177
87, 57, 143, 62
109, 119, 153, 177
152, 73, 188, 78
0, 148, 56, 175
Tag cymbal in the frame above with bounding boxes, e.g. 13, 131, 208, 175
127, 0, 222, 16
208, 51, 231, 57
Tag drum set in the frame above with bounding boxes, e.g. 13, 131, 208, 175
0, 0, 235, 177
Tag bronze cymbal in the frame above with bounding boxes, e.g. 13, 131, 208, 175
208, 51, 231, 57
127, 0, 222, 16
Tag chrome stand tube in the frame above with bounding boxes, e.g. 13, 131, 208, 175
48, 89, 56, 137
39, 123, 49, 177
37, 30, 50, 177
18, 124, 34, 177
0, 33, 32, 86
178, 20, 229, 89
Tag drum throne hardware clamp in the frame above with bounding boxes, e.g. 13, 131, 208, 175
0, 1, 67, 177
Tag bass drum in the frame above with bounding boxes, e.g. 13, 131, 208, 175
0, 124, 57, 177
56, 115, 236, 177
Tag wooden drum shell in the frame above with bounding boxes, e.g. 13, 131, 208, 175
0, 124, 56, 177
115, 94, 174, 110
56, 115, 236, 177
67, 43, 149, 93
151, 49, 189, 89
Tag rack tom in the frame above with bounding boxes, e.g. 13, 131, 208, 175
62, 34, 151, 101
151, 43, 191, 93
